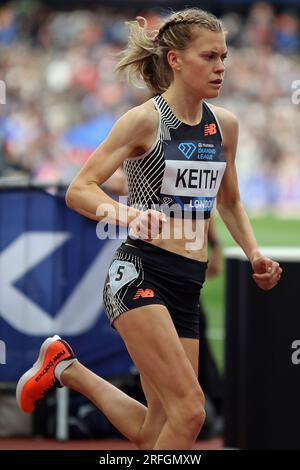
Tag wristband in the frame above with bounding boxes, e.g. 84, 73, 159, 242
209, 239, 220, 248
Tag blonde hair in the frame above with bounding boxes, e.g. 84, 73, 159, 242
116, 8, 225, 94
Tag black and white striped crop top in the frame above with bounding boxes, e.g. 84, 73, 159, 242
123, 94, 226, 219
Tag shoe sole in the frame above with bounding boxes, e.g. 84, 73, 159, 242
16, 335, 61, 411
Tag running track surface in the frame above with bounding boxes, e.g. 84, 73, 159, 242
0, 437, 223, 450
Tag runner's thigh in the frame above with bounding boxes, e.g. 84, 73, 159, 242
114, 304, 202, 412
139, 337, 200, 418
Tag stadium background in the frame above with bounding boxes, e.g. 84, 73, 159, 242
0, 0, 300, 448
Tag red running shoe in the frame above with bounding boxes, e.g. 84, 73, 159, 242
16, 335, 76, 413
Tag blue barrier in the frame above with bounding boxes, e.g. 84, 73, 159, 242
0, 188, 133, 381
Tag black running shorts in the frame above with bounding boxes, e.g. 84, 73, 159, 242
103, 237, 208, 339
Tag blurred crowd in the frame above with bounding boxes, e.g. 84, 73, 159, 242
0, 1, 300, 211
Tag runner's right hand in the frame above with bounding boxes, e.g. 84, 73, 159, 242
129, 209, 166, 241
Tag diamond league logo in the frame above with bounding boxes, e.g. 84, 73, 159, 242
178, 142, 197, 159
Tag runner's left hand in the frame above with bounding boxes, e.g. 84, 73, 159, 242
252, 256, 282, 290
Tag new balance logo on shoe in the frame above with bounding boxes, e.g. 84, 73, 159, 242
53, 350, 66, 363
16, 336, 76, 413
35, 349, 66, 383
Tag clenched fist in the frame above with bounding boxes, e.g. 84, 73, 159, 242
129, 209, 166, 241
252, 256, 282, 290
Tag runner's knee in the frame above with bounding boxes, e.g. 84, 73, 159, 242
168, 387, 206, 438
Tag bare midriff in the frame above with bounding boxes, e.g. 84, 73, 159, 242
148, 216, 210, 262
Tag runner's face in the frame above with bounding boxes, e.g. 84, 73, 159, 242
171, 29, 227, 99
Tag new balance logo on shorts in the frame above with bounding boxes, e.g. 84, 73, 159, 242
133, 288, 154, 300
